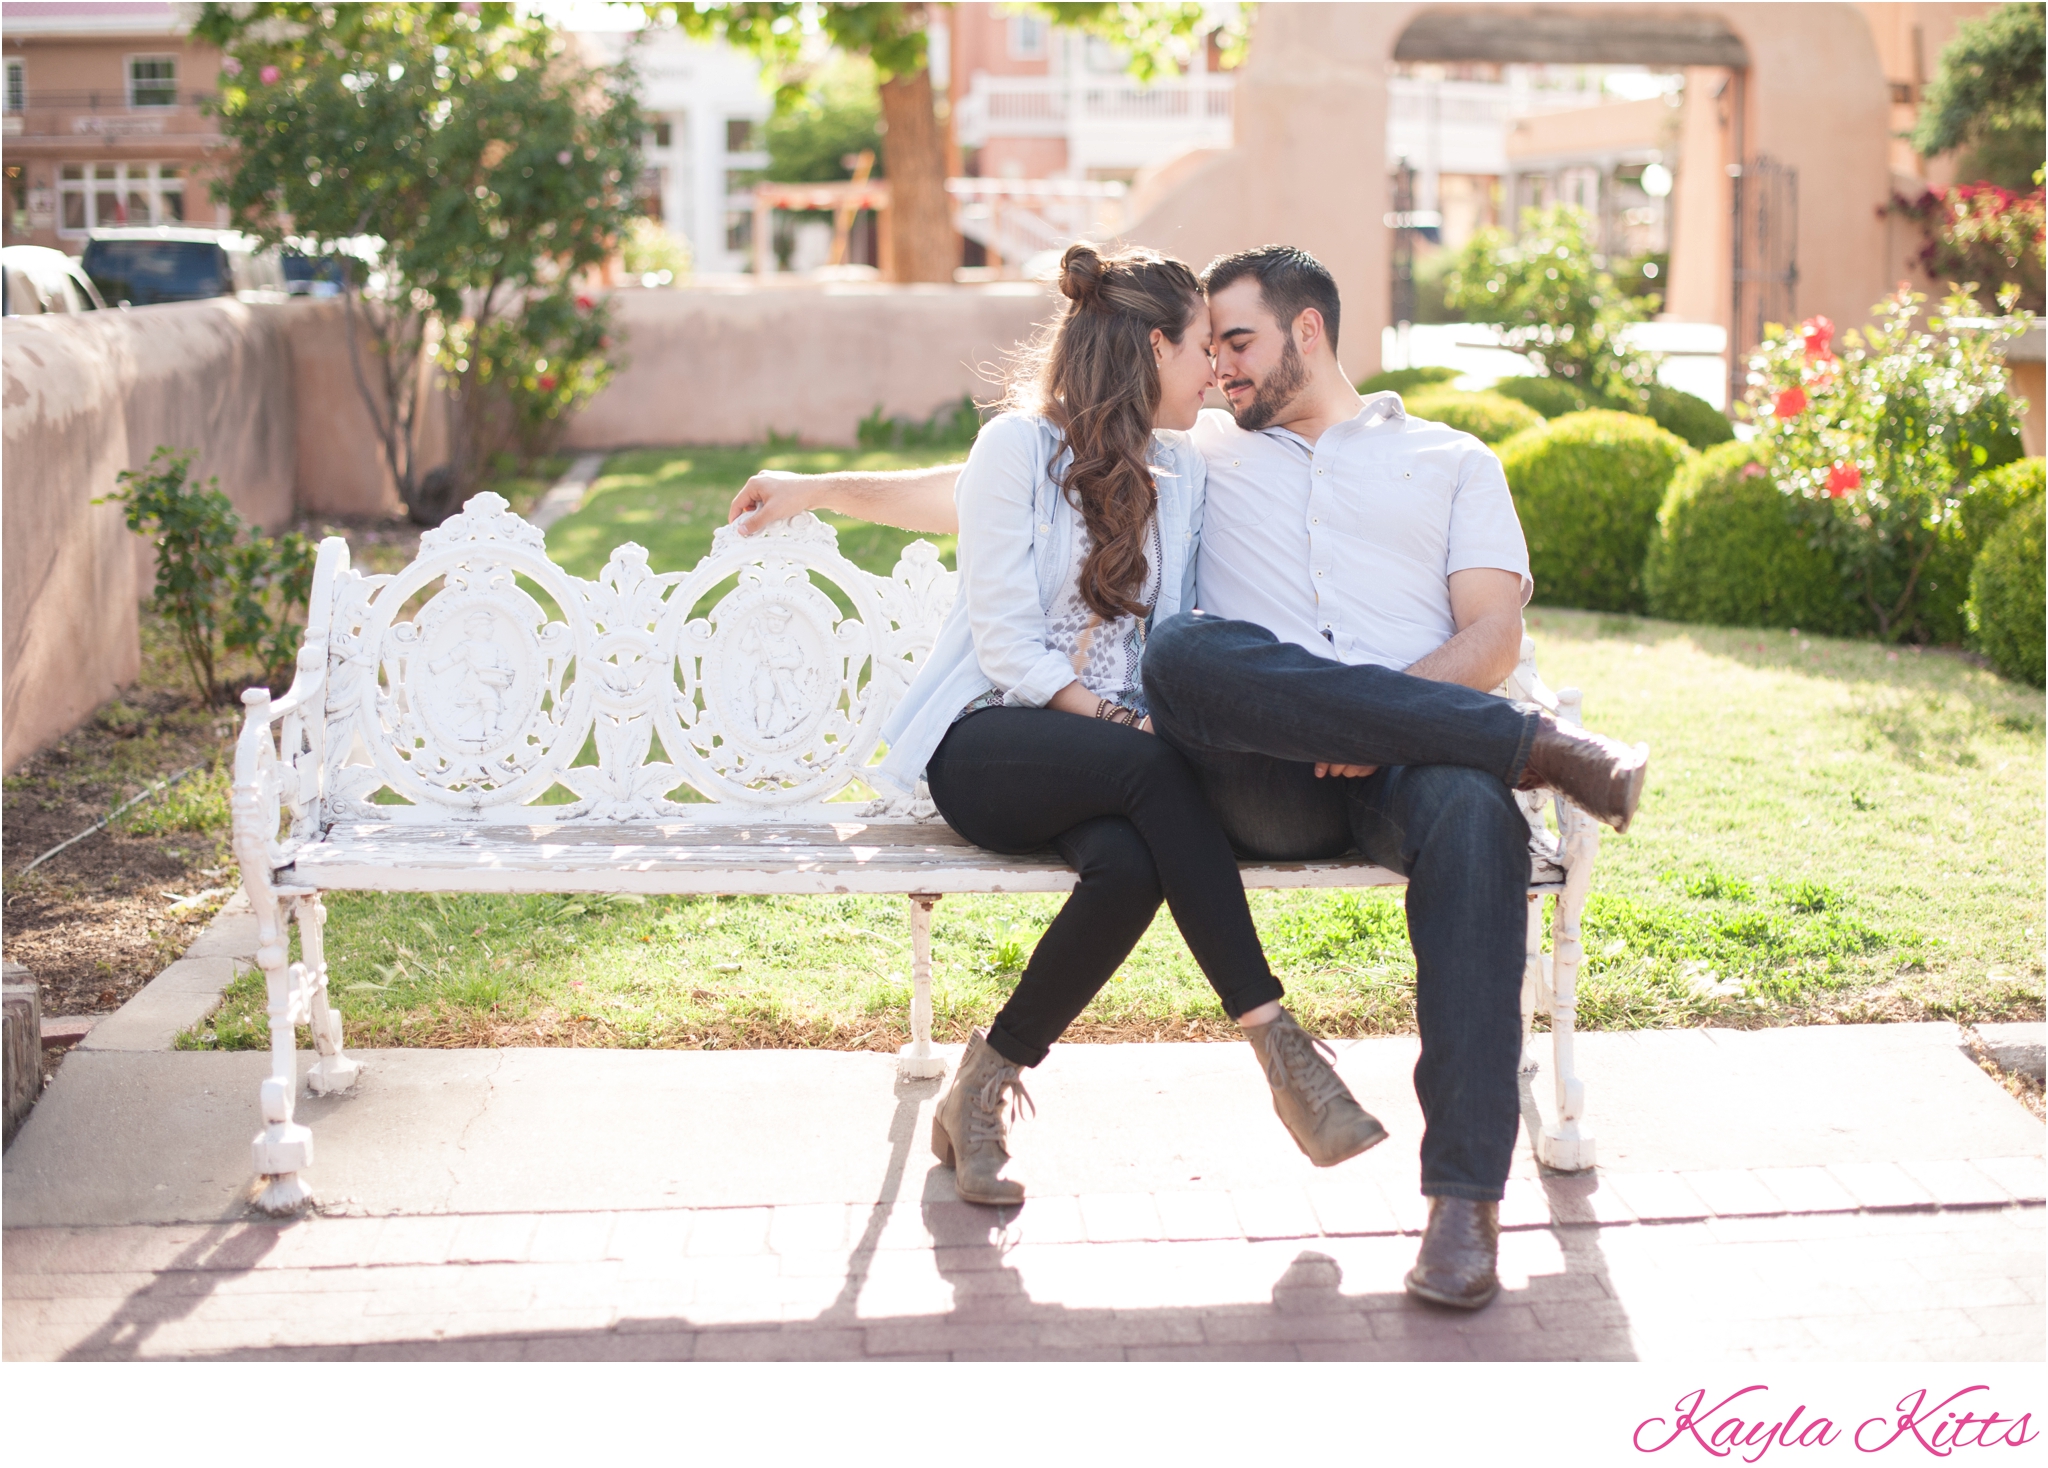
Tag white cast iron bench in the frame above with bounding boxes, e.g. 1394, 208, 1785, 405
231, 491, 1604, 1215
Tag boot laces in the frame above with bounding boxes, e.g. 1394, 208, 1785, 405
1264, 1021, 1347, 1117
967, 1063, 1035, 1147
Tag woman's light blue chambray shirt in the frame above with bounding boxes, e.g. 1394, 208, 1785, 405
873, 411, 1207, 796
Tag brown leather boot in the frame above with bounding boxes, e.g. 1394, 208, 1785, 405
930, 1028, 1034, 1206
1404, 1196, 1501, 1309
1515, 713, 1649, 833
1244, 1008, 1389, 1167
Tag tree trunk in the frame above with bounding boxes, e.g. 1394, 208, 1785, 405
878, 67, 955, 284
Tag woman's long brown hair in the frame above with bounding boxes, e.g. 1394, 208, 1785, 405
1005, 242, 1204, 621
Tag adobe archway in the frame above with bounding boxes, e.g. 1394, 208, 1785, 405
1126, 3, 1894, 380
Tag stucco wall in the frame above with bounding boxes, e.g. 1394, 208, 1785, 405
1127, 3, 1904, 377
2, 299, 300, 773
561, 281, 1057, 449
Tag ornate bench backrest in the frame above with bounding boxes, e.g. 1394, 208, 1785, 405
291, 493, 953, 834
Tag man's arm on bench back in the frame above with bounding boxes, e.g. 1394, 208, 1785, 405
729, 464, 965, 537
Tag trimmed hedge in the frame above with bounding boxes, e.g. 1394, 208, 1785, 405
1968, 493, 2045, 686
1358, 366, 1460, 395
1643, 440, 1865, 635
1500, 410, 1693, 613
1897, 457, 2043, 647
1644, 384, 1736, 450
1401, 387, 1545, 444
1490, 375, 1612, 418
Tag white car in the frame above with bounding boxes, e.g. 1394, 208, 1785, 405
1, 245, 110, 315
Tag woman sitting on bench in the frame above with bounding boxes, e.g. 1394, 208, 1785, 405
875, 243, 1386, 1205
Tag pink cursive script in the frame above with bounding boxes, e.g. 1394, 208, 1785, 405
1636, 1386, 1842, 1462
1854, 1388, 2039, 1455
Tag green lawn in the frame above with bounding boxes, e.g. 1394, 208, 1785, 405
179, 445, 2046, 1056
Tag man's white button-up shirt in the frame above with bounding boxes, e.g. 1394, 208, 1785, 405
1190, 392, 1532, 671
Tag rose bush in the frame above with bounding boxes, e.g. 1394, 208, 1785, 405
1743, 286, 2028, 641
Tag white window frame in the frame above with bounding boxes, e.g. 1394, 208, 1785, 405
5, 59, 25, 113
56, 160, 186, 236
1007, 15, 1047, 60
126, 53, 178, 110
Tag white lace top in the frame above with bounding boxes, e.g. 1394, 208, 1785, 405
959, 513, 1164, 721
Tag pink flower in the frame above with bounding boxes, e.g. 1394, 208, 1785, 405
1774, 386, 1808, 419
259, 65, 280, 85
1741, 461, 1766, 479
222, 56, 243, 77
1825, 461, 1861, 497
575, 294, 594, 311
1800, 316, 1834, 356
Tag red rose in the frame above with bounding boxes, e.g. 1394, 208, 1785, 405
1799, 316, 1834, 356
1774, 386, 1808, 418
575, 294, 594, 311
538, 373, 558, 391
1825, 461, 1861, 497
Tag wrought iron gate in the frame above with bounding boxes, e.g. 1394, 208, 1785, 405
1729, 155, 1799, 404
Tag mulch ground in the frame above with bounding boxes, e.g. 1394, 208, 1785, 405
1, 683, 236, 1017
0, 511, 424, 1021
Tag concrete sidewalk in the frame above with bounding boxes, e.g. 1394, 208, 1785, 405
4, 1024, 2042, 1360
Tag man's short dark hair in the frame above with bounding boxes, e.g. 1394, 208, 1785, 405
1201, 245, 1341, 349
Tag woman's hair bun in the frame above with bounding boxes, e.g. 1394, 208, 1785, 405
1059, 243, 1106, 307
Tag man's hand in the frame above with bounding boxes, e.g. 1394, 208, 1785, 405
729, 470, 817, 537
1315, 762, 1378, 778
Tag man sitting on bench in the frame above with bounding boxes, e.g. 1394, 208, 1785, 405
730, 244, 1647, 1312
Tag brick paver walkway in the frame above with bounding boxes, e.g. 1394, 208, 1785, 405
7, 1192, 2041, 1361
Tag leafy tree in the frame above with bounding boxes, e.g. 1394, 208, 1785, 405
1910, 2, 2047, 191
653, 2, 1247, 282
195, 3, 644, 522
766, 52, 882, 184
1443, 204, 1660, 400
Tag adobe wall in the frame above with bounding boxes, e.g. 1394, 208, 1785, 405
1, 300, 309, 771
559, 282, 1057, 449
1126, 3, 1901, 377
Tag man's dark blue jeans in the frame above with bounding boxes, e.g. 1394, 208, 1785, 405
1142, 611, 1541, 1203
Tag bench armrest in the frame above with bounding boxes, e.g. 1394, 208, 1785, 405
232, 537, 349, 876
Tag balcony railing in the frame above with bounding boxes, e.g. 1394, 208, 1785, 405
955, 73, 1234, 147
6, 89, 215, 112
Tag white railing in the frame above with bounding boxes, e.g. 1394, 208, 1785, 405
1385, 75, 1625, 175
956, 72, 1235, 147
946, 177, 1128, 277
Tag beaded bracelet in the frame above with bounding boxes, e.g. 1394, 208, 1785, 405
1094, 701, 1140, 727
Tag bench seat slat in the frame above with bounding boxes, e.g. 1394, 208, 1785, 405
284, 821, 1566, 897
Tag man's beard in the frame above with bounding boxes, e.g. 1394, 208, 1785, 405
1227, 335, 1309, 431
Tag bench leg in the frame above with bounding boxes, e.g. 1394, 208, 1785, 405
301, 894, 361, 1096
1519, 893, 1546, 1072
1536, 808, 1599, 1173
896, 894, 946, 1079
251, 892, 316, 1216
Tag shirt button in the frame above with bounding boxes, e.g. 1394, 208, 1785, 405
1315, 569, 1324, 578
1404, 471, 1412, 478
1040, 524, 1051, 532
1311, 517, 1319, 525
1315, 468, 1324, 476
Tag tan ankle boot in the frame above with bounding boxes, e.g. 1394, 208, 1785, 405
930, 1028, 1034, 1205
1244, 1008, 1388, 1167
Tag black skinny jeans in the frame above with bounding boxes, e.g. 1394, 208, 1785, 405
924, 706, 1285, 1068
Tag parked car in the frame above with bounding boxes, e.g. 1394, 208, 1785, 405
81, 227, 287, 307
1, 245, 110, 315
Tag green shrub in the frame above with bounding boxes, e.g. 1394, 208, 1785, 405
1643, 440, 1866, 634
1968, 493, 2045, 685
1500, 410, 1692, 612
1490, 375, 1613, 418
856, 396, 985, 451
1358, 365, 1460, 396
97, 447, 315, 704
1401, 388, 1545, 444
1643, 384, 1735, 450
1875, 456, 2043, 647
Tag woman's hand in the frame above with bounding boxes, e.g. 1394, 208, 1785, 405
1048, 681, 1153, 732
